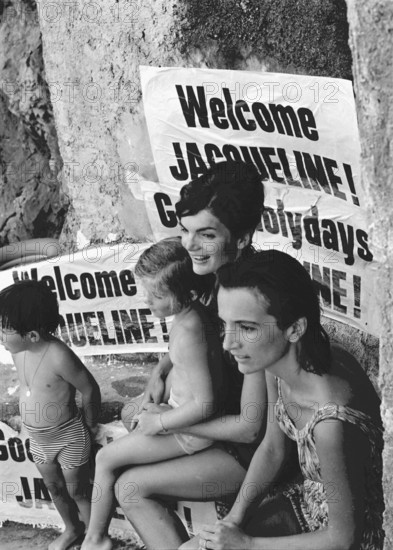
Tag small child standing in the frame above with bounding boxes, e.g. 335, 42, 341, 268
82, 239, 224, 550
0, 280, 101, 550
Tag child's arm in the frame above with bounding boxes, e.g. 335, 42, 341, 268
137, 324, 216, 435
141, 353, 173, 406
56, 345, 101, 433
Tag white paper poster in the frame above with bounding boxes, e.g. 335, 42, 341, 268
140, 67, 378, 336
0, 243, 171, 362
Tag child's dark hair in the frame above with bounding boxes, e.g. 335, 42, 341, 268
0, 279, 60, 337
175, 160, 265, 246
217, 250, 331, 375
135, 238, 204, 312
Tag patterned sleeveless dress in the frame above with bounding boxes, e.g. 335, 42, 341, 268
275, 378, 384, 549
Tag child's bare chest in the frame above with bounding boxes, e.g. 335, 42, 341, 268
17, 361, 72, 400
18, 367, 75, 427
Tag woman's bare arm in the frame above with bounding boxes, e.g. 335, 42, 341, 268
174, 370, 267, 444
222, 372, 290, 524
201, 395, 369, 550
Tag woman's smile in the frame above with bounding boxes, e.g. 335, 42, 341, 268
180, 209, 241, 275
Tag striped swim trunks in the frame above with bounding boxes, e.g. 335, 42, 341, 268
24, 412, 91, 470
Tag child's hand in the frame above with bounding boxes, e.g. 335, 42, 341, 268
137, 411, 162, 435
129, 414, 141, 432
143, 403, 172, 414
142, 366, 167, 405
87, 424, 99, 437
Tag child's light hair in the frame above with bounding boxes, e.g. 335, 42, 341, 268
0, 279, 60, 337
135, 238, 203, 313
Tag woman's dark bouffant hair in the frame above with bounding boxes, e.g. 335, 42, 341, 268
175, 160, 265, 244
0, 279, 60, 337
217, 250, 331, 375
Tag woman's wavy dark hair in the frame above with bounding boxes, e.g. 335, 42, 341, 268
175, 160, 265, 246
217, 250, 331, 375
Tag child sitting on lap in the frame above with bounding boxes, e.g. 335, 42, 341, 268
82, 238, 224, 550
0, 280, 101, 550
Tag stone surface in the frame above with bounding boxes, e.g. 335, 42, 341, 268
0, 0, 67, 245
346, 1, 393, 547
324, 319, 380, 391
175, 0, 352, 78
35, 0, 353, 247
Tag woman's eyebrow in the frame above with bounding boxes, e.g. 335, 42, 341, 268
221, 319, 260, 326
179, 223, 217, 232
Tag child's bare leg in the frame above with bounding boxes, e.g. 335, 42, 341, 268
63, 461, 92, 529
82, 432, 185, 550
36, 462, 85, 550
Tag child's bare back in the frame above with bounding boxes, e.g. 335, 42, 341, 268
168, 301, 223, 409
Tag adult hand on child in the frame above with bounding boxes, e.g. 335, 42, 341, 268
88, 424, 99, 438
129, 413, 141, 432
198, 520, 251, 550
137, 410, 163, 435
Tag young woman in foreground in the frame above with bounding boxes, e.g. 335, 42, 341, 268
183, 250, 383, 550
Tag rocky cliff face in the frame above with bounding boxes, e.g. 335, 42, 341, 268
347, 1, 393, 546
0, 0, 353, 246
33, 0, 352, 246
0, 0, 67, 245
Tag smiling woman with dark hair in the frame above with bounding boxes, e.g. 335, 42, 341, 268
175, 160, 265, 275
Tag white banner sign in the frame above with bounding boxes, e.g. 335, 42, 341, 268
140, 66, 379, 336
0, 243, 171, 361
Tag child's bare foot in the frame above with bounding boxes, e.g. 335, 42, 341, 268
48, 523, 85, 550
81, 534, 113, 550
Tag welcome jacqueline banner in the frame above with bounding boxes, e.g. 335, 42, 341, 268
0, 243, 171, 362
139, 66, 379, 336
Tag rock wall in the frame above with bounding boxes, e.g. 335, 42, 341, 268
346, 1, 393, 547
0, 0, 67, 245
34, 0, 352, 246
